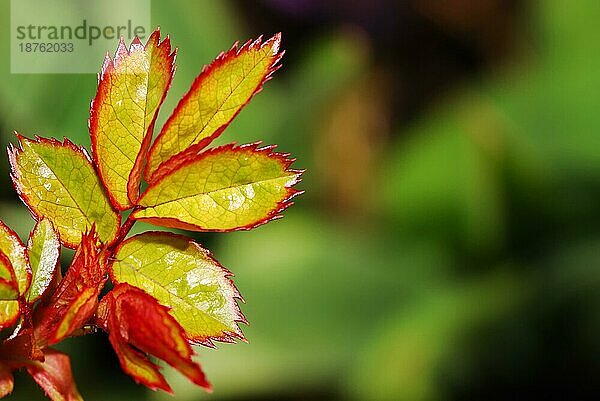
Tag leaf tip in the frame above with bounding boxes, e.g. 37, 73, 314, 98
268, 32, 283, 54
112, 37, 129, 65
131, 35, 143, 45
146, 28, 160, 47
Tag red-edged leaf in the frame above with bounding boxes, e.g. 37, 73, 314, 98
9, 136, 120, 248
0, 306, 44, 363
0, 221, 30, 329
133, 143, 303, 232
26, 218, 60, 303
107, 332, 172, 393
96, 294, 169, 391
0, 252, 18, 301
90, 28, 176, 209
55, 229, 104, 289
52, 287, 99, 343
99, 283, 211, 392
33, 230, 104, 346
0, 302, 19, 331
145, 34, 283, 181
0, 364, 13, 398
0, 221, 30, 296
109, 232, 246, 345
25, 349, 83, 401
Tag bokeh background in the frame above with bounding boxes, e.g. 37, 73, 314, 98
1, 0, 599, 400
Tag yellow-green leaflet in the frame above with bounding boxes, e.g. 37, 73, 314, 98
0, 221, 30, 328
110, 232, 245, 344
9, 136, 120, 248
133, 144, 301, 232
0, 221, 30, 295
0, 251, 18, 301
145, 34, 282, 180
26, 218, 60, 303
90, 31, 175, 209
0, 301, 19, 329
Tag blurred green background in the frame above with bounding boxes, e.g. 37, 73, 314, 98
1, 0, 599, 400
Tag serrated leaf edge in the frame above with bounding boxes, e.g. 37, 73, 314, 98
108, 231, 248, 347
144, 33, 284, 182
0, 219, 31, 296
0, 251, 19, 301
89, 28, 177, 210
134, 142, 304, 232
8, 134, 121, 249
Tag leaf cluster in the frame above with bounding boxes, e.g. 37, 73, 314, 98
0, 29, 301, 400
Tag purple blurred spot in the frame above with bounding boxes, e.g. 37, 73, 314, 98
263, 0, 319, 16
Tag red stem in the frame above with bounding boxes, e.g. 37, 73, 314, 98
115, 211, 137, 244
104, 207, 139, 259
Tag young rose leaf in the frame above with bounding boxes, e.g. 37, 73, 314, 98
0, 221, 30, 295
34, 230, 104, 346
99, 284, 211, 392
108, 331, 172, 393
90, 29, 176, 209
9, 136, 120, 248
0, 252, 18, 301
53, 229, 104, 291
0, 309, 44, 363
145, 34, 283, 181
110, 232, 246, 345
0, 302, 19, 331
52, 287, 99, 343
133, 143, 302, 232
0, 319, 44, 398
0, 221, 30, 328
26, 218, 60, 303
25, 349, 83, 401
0, 364, 13, 398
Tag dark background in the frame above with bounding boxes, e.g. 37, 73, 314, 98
0, 0, 599, 400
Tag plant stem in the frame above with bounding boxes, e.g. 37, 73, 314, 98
105, 207, 139, 257
116, 211, 137, 244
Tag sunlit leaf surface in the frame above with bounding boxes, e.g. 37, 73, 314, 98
0, 220, 30, 328
90, 29, 175, 209
110, 232, 245, 345
26, 218, 60, 303
145, 34, 283, 180
0, 252, 18, 301
9, 136, 120, 248
0, 221, 30, 294
134, 143, 302, 232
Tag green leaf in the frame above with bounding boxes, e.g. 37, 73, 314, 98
0, 252, 18, 301
26, 218, 60, 303
0, 301, 19, 330
0, 221, 30, 295
9, 136, 120, 248
145, 34, 283, 181
109, 232, 246, 345
0, 220, 29, 328
133, 143, 302, 232
90, 29, 176, 209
